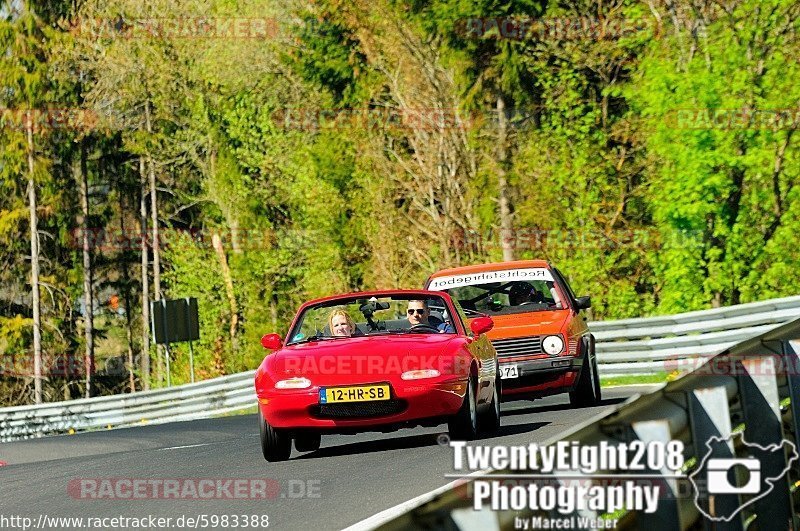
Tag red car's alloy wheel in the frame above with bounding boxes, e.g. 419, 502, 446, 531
448, 377, 478, 440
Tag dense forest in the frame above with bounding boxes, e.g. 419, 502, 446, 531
1, 0, 798, 404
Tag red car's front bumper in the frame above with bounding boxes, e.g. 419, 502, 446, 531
258, 378, 468, 429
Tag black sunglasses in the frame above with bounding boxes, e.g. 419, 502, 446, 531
407, 309, 426, 315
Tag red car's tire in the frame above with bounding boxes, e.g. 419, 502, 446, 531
478, 379, 501, 434
259, 413, 292, 462
294, 432, 321, 453
448, 377, 478, 440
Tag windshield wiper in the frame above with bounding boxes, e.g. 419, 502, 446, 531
288, 335, 341, 345
364, 329, 412, 335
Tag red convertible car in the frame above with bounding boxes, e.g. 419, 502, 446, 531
255, 290, 500, 461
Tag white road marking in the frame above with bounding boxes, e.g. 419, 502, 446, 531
158, 443, 214, 451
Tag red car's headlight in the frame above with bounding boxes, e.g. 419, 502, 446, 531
275, 377, 312, 389
401, 369, 441, 380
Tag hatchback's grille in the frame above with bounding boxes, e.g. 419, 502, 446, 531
492, 335, 544, 358
311, 400, 407, 419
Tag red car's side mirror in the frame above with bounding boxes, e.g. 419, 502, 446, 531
261, 333, 283, 350
470, 316, 494, 336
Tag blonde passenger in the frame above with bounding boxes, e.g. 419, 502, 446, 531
328, 309, 356, 337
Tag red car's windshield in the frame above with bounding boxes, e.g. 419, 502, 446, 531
287, 294, 457, 345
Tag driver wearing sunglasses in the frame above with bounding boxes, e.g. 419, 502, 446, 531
406, 300, 430, 326
406, 300, 455, 333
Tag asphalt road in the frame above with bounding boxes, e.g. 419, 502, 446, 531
0, 385, 658, 530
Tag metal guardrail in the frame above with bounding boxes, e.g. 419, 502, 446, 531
2, 296, 800, 442
369, 316, 800, 530
593, 295, 800, 376
0, 370, 255, 441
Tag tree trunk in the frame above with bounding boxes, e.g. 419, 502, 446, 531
270, 293, 278, 330
145, 102, 164, 385
77, 140, 94, 398
26, 113, 43, 404
139, 157, 151, 390
212, 233, 239, 355
149, 157, 161, 301
119, 191, 136, 393
712, 291, 722, 308
497, 96, 515, 262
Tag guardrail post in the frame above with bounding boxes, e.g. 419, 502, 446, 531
785, 339, 800, 531
687, 384, 743, 530
787, 340, 800, 452
737, 355, 795, 529
630, 414, 687, 530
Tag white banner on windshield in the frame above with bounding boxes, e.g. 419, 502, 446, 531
428, 268, 554, 290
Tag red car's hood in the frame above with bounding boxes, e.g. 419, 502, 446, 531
269, 334, 463, 385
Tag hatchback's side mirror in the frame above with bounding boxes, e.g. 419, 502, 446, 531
470, 316, 494, 336
575, 296, 591, 310
260, 333, 283, 350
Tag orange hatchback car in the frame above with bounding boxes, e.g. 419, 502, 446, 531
425, 260, 600, 407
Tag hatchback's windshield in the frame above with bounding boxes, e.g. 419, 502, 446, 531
427, 268, 563, 315
287, 295, 456, 345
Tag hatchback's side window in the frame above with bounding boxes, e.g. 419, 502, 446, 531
554, 268, 577, 306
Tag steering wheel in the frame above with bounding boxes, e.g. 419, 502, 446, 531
410, 323, 440, 333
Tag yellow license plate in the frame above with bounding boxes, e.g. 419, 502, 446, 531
320, 385, 390, 404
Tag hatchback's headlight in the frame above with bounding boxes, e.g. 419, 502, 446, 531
275, 377, 312, 389
542, 335, 564, 355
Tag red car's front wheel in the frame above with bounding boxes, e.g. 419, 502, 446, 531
448, 377, 478, 440
259, 413, 292, 462
478, 380, 500, 434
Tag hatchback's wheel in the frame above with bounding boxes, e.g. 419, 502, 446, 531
294, 432, 321, 453
591, 356, 602, 403
259, 413, 292, 462
448, 377, 478, 440
570, 353, 601, 407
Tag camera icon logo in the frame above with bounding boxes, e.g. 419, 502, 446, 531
706, 458, 760, 494
689, 433, 798, 522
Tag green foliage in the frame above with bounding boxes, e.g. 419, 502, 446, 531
2, 0, 799, 402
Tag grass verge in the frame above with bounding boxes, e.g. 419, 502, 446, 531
600, 372, 670, 387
